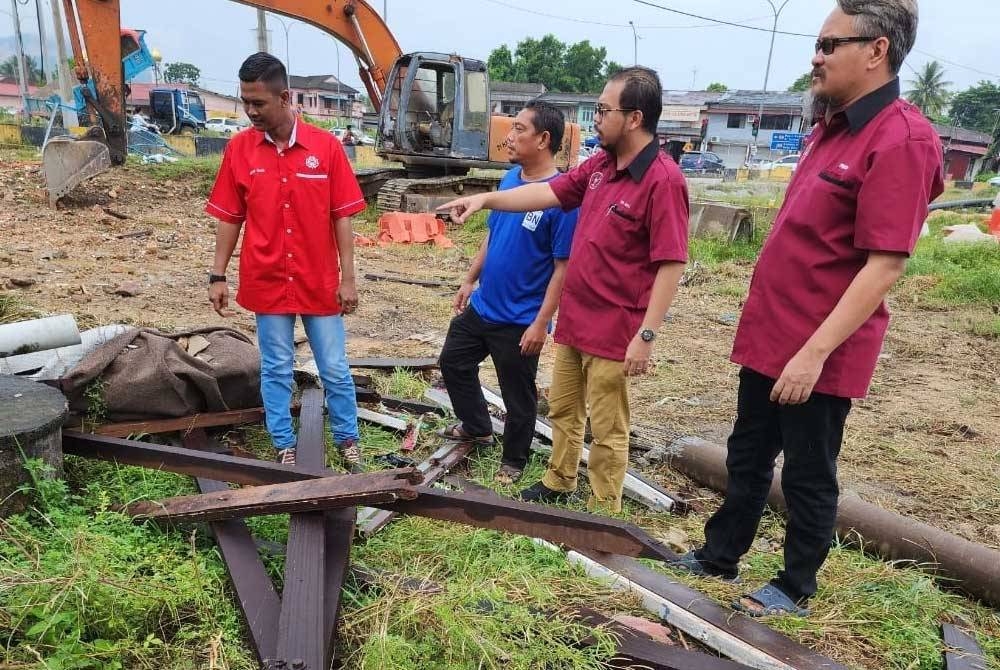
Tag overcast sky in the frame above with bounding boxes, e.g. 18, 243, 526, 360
4, 0, 999, 98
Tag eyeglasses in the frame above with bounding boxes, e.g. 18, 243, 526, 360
595, 105, 638, 118
814, 35, 879, 55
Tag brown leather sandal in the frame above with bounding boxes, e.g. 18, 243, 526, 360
435, 423, 493, 445
494, 464, 523, 486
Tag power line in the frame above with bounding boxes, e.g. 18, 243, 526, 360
632, 0, 814, 37
912, 49, 1000, 80
481, 0, 770, 30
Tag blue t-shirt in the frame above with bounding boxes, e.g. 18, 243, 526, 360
470, 166, 579, 326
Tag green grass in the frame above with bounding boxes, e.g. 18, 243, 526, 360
688, 234, 765, 266
133, 155, 222, 196
905, 235, 1000, 308
969, 317, 1000, 339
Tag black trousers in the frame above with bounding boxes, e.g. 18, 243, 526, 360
697, 367, 852, 602
438, 307, 540, 470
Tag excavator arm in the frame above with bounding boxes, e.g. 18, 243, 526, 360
61, 0, 401, 164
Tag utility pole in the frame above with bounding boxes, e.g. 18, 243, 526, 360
628, 21, 639, 66
48, 0, 78, 125
10, 0, 31, 120
256, 9, 269, 53
691, 68, 698, 90
383, 0, 388, 25
34, 0, 46, 85
754, 0, 792, 148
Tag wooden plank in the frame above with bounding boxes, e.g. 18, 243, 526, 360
349, 357, 438, 371
127, 468, 420, 523
578, 550, 849, 670
942, 624, 987, 670
356, 407, 409, 432
364, 272, 459, 289
184, 430, 280, 666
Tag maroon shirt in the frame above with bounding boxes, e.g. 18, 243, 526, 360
731, 79, 944, 398
550, 141, 689, 361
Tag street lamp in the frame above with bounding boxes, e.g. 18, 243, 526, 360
269, 14, 299, 89
628, 20, 639, 66
754, 0, 792, 149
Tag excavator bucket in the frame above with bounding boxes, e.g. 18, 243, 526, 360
42, 136, 113, 208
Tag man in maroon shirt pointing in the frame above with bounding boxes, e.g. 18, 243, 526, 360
678, 0, 943, 617
440, 67, 689, 513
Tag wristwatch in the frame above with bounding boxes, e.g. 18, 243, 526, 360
639, 328, 656, 343
209, 273, 227, 284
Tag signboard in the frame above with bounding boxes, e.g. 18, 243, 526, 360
660, 105, 701, 123
770, 132, 804, 151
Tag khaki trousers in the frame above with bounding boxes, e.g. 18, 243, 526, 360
541, 344, 630, 513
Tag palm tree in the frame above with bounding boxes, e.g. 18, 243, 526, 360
905, 61, 951, 119
0, 55, 45, 86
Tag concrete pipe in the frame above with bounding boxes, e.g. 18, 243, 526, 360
666, 436, 1000, 608
0, 314, 80, 358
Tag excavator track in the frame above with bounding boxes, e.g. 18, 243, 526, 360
375, 175, 500, 214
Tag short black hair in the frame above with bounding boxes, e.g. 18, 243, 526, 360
609, 66, 662, 135
238, 52, 287, 93
523, 99, 565, 155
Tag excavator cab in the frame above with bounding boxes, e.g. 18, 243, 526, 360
377, 52, 490, 170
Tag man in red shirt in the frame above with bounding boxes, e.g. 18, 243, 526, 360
678, 0, 943, 616
205, 53, 367, 468
440, 67, 689, 513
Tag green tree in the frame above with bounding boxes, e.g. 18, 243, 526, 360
905, 61, 951, 119
513, 35, 569, 91
788, 72, 813, 92
487, 44, 515, 82
706, 82, 728, 92
948, 80, 1000, 133
604, 60, 625, 79
163, 62, 201, 86
562, 40, 608, 93
0, 55, 45, 85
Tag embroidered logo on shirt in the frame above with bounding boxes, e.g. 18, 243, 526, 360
589, 172, 603, 190
522, 210, 543, 231
305, 155, 320, 169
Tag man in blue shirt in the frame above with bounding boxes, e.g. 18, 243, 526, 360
437, 100, 578, 485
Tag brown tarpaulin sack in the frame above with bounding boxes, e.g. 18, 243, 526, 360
62, 327, 261, 421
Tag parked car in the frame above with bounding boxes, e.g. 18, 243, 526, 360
759, 154, 801, 172
205, 117, 245, 135
989, 175, 1000, 187
679, 151, 725, 174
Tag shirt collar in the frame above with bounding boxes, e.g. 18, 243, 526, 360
259, 117, 308, 150
608, 139, 659, 183
842, 78, 900, 134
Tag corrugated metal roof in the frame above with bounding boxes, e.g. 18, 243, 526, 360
932, 123, 992, 145
492, 81, 547, 95
289, 75, 359, 97
708, 90, 806, 110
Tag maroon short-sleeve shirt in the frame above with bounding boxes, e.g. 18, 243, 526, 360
205, 120, 366, 315
549, 140, 689, 361
731, 79, 944, 398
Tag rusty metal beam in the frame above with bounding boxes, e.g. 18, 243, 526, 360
372, 487, 677, 563
127, 468, 421, 523
357, 440, 474, 536
63, 432, 337, 485
349, 357, 438, 371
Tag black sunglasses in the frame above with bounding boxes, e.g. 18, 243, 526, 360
814, 35, 879, 55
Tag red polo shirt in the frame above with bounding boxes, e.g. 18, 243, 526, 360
731, 79, 944, 398
550, 140, 689, 361
205, 120, 366, 315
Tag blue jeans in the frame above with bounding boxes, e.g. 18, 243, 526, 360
255, 314, 359, 450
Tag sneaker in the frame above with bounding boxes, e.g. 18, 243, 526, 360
277, 447, 297, 466
519, 481, 572, 505
338, 439, 363, 472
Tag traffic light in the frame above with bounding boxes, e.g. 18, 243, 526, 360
751, 116, 761, 138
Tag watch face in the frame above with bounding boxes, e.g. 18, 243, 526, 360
641, 329, 655, 342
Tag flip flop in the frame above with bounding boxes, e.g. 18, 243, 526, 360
435, 423, 493, 445
732, 584, 810, 618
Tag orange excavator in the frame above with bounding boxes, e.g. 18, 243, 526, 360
45, 0, 580, 211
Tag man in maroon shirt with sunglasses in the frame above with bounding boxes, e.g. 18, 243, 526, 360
678, 0, 943, 617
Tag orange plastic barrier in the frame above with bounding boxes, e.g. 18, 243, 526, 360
375, 212, 455, 248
